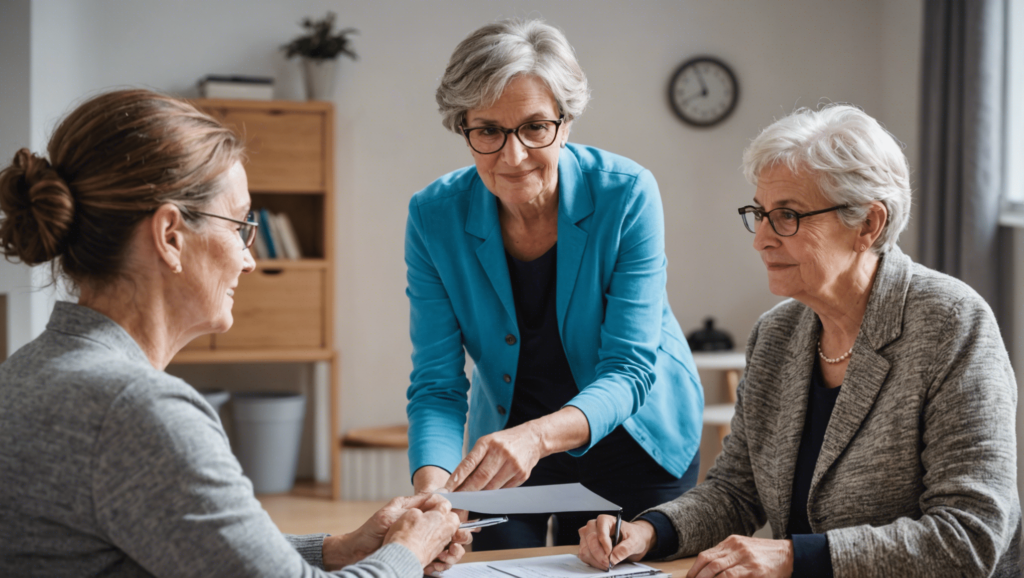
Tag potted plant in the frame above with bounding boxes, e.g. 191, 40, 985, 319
282, 12, 358, 101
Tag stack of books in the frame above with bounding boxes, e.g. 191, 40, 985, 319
252, 209, 302, 260
198, 75, 274, 100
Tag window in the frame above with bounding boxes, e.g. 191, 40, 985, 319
1002, 0, 1024, 226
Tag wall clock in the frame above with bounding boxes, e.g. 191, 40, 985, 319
668, 56, 739, 127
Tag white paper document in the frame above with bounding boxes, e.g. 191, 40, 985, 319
438, 483, 619, 514
442, 554, 665, 578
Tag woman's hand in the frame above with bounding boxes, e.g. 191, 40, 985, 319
578, 516, 655, 570
444, 423, 544, 491
445, 406, 590, 492
323, 494, 457, 570
424, 526, 473, 575
686, 536, 793, 578
383, 497, 462, 570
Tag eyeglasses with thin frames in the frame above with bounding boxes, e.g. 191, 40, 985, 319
190, 209, 259, 249
737, 204, 848, 237
460, 115, 565, 154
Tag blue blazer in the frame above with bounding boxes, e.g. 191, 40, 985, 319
405, 144, 703, 478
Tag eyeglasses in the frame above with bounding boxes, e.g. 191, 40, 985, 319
191, 209, 259, 248
737, 204, 848, 237
460, 115, 565, 154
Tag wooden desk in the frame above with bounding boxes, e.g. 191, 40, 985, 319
461, 545, 697, 576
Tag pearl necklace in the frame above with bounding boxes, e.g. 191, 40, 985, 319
818, 339, 854, 364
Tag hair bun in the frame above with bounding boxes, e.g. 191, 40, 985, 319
0, 148, 76, 265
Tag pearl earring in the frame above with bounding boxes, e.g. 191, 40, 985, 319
173, 264, 182, 274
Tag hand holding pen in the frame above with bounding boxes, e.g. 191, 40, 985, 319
577, 513, 659, 571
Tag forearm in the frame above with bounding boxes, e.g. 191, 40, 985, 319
528, 405, 590, 456
412, 465, 451, 494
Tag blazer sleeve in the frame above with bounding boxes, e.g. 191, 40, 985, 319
404, 196, 471, 475
563, 169, 674, 454
637, 319, 768, 557
825, 296, 1020, 578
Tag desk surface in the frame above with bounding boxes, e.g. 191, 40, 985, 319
461, 545, 696, 576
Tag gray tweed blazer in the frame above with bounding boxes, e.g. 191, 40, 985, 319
648, 247, 1021, 577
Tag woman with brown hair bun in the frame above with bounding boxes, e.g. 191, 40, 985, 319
0, 89, 467, 578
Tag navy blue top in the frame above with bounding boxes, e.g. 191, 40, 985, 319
504, 244, 579, 428
639, 359, 837, 577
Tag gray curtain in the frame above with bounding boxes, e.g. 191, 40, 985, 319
918, 0, 1012, 332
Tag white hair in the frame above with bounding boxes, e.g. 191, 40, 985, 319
435, 19, 590, 133
741, 104, 911, 253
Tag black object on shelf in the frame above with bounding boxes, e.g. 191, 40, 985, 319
687, 317, 734, 351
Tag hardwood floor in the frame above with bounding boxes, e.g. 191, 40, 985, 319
258, 494, 388, 536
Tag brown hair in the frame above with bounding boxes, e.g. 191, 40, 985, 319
0, 89, 243, 286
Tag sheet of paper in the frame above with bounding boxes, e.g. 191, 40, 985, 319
490, 554, 663, 578
441, 554, 664, 578
438, 483, 619, 514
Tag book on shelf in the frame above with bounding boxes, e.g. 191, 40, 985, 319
198, 75, 274, 100
273, 212, 302, 260
253, 209, 302, 260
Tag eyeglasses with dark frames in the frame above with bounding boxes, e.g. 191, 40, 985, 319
190, 209, 259, 249
737, 204, 849, 237
460, 115, 565, 154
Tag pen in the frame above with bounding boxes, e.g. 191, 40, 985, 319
459, 516, 509, 530
608, 510, 622, 572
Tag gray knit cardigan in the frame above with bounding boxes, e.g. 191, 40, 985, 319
647, 247, 1021, 577
0, 301, 422, 578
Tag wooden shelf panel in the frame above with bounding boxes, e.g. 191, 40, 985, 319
253, 259, 329, 271
171, 348, 335, 364
192, 98, 333, 113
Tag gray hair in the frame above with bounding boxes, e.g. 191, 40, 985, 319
436, 19, 590, 133
741, 104, 911, 253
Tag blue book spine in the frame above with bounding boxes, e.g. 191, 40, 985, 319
258, 208, 277, 258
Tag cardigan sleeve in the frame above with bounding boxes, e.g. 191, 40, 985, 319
404, 194, 472, 475
825, 295, 1020, 577
563, 169, 672, 454
637, 318, 768, 557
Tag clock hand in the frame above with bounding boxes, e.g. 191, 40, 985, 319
682, 92, 705, 104
693, 65, 709, 96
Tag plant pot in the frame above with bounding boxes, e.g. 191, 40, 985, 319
302, 58, 337, 101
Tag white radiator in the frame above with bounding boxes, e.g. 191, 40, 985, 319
341, 447, 413, 501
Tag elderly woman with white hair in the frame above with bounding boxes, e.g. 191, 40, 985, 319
578, 104, 1021, 577
404, 19, 704, 550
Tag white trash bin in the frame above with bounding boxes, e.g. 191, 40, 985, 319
232, 392, 306, 494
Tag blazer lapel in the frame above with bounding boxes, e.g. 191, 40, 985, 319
773, 306, 819, 535
809, 248, 912, 499
467, 179, 516, 324
555, 147, 593, 334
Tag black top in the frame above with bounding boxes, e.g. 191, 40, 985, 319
504, 244, 579, 429
788, 358, 839, 578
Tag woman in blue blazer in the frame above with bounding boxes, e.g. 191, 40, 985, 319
405, 19, 703, 550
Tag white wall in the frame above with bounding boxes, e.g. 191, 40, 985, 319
0, 0, 57, 354
18, 0, 925, 432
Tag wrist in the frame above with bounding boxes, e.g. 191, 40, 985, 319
413, 465, 450, 493
532, 406, 590, 455
322, 534, 362, 571
634, 520, 657, 557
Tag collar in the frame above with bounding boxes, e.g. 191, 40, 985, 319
465, 144, 595, 239
46, 301, 152, 366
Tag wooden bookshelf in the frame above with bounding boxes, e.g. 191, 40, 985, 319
171, 99, 340, 500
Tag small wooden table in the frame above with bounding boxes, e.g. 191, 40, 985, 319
461, 545, 697, 576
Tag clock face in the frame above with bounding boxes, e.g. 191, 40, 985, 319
669, 57, 739, 127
